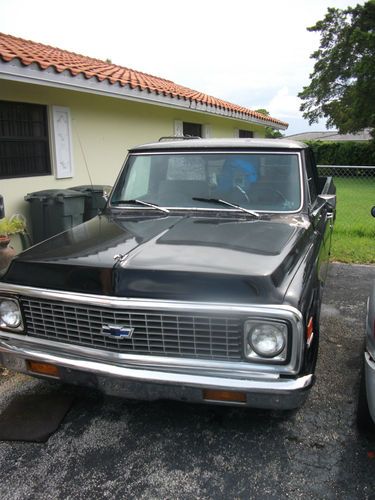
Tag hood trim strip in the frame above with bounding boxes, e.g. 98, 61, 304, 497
0, 282, 302, 318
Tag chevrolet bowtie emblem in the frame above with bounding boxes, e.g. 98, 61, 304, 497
101, 324, 134, 339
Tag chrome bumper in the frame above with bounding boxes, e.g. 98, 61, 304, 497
0, 337, 313, 410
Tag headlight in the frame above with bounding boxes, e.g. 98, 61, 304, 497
244, 320, 288, 361
0, 298, 23, 330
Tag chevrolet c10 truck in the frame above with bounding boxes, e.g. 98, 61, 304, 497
0, 138, 336, 410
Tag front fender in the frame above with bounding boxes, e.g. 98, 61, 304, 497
366, 281, 375, 357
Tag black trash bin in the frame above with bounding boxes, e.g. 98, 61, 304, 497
70, 185, 111, 221
25, 189, 86, 244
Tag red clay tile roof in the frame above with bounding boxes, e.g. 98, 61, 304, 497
0, 32, 288, 129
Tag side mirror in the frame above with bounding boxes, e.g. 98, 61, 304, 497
318, 193, 336, 210
371, 206, 375, 218
0, 195, 4, 219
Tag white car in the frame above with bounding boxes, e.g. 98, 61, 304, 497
357, 207, 375, 431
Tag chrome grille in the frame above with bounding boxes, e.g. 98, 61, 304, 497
20, 297, 243, 360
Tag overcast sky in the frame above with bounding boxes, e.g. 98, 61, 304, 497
0, 0, 364, 134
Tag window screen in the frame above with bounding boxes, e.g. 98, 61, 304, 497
239, 130, 254, 138
0, 101, 51, 179
183, 122, 202, 138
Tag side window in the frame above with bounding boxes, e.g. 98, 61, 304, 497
305, 149, 318, 204
167, 155, 206, 180
183, 122, 202, 137
239, 130, 254, 138
0, 100, 51, 179
122, 156, 151, 200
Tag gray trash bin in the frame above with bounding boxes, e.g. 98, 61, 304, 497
25, 189, 86, 243
70, 185, 111, 221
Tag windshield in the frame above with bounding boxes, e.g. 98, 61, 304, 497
110, 152, 302, 212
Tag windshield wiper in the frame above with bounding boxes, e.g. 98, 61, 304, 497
111, 199, 170, 213
192, 197, 259, 218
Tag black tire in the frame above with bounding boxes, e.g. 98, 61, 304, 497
357, 355, 375, 432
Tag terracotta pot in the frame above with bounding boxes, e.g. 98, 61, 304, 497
0, 238, 15, 273
0, 236, 11, 248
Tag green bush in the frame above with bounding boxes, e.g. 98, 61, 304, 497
306, 140, 375, 166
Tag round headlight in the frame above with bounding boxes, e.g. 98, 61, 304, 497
0, 299, 22, 328
248, 323, 286, 358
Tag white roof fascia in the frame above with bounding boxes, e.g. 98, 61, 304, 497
0, 60, 287, 130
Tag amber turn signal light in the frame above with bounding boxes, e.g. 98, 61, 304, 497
203, 389, 247, 403
306, 317, 314, 347
26, 360, 60, 378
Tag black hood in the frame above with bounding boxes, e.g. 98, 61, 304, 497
3, 212, 312, 304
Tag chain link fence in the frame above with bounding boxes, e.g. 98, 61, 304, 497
317, 165, 375, 236
317, 165, 375, 263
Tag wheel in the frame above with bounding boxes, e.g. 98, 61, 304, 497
357, 355, 375, 432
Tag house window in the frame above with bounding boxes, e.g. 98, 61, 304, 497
239, 130, 254, 138
183, 122, 202, 138
0, 100, 51, 179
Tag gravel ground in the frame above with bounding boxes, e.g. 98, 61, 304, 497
0, 263, 375, 500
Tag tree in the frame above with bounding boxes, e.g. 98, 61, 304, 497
298, 1, 375, 139
255, 109, 284, 138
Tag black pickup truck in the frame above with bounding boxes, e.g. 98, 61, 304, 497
0, 138, 335, 410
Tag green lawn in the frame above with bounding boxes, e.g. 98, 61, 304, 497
330, 177, 375, 263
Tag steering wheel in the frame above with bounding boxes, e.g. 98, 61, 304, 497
249, 187, 288, 207
233, 184, 250, 203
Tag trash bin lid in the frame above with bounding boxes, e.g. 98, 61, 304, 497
25, 189, 88, 201
70, 185, 111, 194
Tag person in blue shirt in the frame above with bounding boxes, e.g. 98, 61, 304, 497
217, 156, 258, 202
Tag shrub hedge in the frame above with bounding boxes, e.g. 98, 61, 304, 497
305, 140, 375, 166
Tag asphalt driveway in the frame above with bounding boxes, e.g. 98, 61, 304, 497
0, 263, 375, 499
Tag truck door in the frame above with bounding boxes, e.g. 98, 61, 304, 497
305, 150, 333, 284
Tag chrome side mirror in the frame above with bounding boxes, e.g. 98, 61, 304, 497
318, 193, 336, 210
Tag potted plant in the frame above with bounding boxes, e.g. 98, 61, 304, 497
0, 215, 26, 248
0, 215, 27, 273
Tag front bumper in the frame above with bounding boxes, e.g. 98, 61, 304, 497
0, 337, 313, 410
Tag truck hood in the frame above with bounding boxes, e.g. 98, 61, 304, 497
3, 213, 312, 304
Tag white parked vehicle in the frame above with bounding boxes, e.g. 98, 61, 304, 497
357, 206, 375, 431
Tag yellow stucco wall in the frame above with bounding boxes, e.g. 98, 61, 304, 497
0, 79, 266, 230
